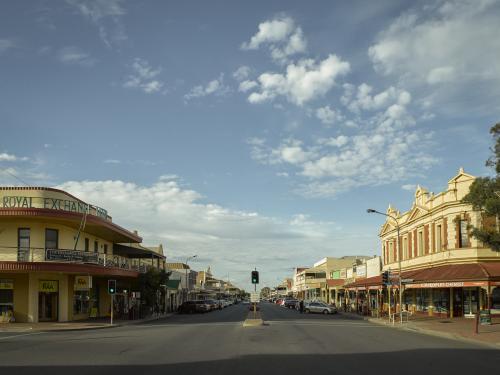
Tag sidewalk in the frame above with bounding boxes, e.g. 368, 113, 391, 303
0, 313, 174, 333
341, 311, 500, 348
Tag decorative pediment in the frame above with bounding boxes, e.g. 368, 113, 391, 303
406, 205, 429, 223
380, 221, 395, 236
448, 167, 476, 184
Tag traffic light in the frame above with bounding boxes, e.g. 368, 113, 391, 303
382, 271, 389, 285
108, 279, 116, 294
251, 271, 259, 284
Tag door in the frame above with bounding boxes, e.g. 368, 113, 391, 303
38, 292, 58, 321
453, 288, 463, 317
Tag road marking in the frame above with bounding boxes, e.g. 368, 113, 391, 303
0, 332, 44, 340
137, 322, 243, 328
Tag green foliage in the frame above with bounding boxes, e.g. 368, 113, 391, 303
462, 122, 500, 251
137, 268, 171, 308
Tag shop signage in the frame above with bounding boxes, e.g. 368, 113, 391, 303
356, 265, 367, 278
0, 279, 14, 289
405, 281, 488, 289
74, 275, 92, 291
1, 195, 108, 219
479, 310, 491, 325
39, 280, 58, 293
46, 249, 98, 263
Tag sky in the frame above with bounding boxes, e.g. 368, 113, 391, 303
1, 0, 499, 291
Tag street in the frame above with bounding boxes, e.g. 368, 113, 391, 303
0, 302, 499, 374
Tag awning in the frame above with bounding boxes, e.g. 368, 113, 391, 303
327, 279, 345, 287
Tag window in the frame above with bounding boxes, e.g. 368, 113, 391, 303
84, 238, 89, 252
459, 220, 470, 248
45, 229, 58, 250
18, 228, 30, 262
436, 224, 442, 251
103, 244, 108, 255
73, 291, 90, 315
418, 231, 423, 256
94, 240, 98, 253
403, 237, 408, 260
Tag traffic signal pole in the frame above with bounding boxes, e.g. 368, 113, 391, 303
110, 294, 114, 326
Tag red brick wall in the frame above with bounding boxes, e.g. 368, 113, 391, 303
431, 223, 436, 253
424, 225, 429, 255
443, 218, 448, 249
413, 229, 417, 257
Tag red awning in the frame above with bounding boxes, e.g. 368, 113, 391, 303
327, 279, 345, 287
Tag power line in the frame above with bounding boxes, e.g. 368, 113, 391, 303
1, 168, 32, 187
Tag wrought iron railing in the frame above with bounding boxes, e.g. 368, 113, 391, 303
0, 246, 158, 273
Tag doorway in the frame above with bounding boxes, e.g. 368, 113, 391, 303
38, 292, 58, 321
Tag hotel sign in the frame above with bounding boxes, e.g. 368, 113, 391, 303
46, 249, 98, 263
74, 276, 92, 291
39, 280, 58, 293
1, 195, 108, 219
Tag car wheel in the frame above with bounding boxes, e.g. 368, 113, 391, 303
323, 310, 329, 315
305, 309, 310, 314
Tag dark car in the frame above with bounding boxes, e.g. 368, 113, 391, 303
284, 299, 299, 309
178, 301, 198, 314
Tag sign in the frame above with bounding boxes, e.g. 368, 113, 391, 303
46, 249, 98, 263
405, 281, 488, 289
479, 310, 491, 325
0, 279, 14, 289
250, 292, 259, 302
401, 279, 414, 284
1, 195, 108, 219
74, 275, 92, 291
39, 280, 58, 293
356, 264, 367, 278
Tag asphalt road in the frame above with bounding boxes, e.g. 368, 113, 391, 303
0, 301, 499, 375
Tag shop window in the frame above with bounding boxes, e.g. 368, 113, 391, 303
73, 291, 90, 315
45, 229, 58, 250
492, 288, 500, 311
432, 289, 449, 314
84, 238, 89, 252
459, 220, 470, 248
416, 289, 430, 312
0, 281, 14, 319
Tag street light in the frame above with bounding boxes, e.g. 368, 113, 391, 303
185, 255, 197, 302
367, 208, 403, 325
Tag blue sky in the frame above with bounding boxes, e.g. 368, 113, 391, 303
1, 0, 499, 290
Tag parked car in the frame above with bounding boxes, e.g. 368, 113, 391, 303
178, 301, 198, 314
284, 299, 299, 309
204, 299, 218, 311
305, 301, 337, 314
275, 298, 283, 305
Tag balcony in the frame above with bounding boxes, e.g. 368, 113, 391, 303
0, 246, 159, 274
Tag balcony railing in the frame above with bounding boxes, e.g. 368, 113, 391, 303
0, 246, 159, 273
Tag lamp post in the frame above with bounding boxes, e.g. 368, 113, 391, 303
367, 208, 403, 324
185, 255, 197, 302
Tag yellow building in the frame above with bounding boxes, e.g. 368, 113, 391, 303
0, 187, 165, 323
378, 168, 500, 317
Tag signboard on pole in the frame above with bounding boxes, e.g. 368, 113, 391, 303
250, 292, 259, 303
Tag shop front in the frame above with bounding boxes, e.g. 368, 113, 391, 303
38, 280, 59, 321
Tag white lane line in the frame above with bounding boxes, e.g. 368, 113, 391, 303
0, 332, 44, 340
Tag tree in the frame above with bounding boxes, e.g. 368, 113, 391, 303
462, 123, 500, 251
137, 268, 171, 309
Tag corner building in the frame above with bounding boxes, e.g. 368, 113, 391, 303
0, 187, 165, 323
379, 169, 500, 317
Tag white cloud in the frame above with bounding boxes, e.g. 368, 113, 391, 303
368, 0, 500, 113
55, 177, 351, 288
0, 39, 14, 54
104, 159, 121, 164
233, 66, 252, 81
315, 106, 343, 125
241, 16, 307, 64
123, 58, 164, 94
342, 83, 411, 114
58, 46, 97, 67
238, 80, 258, 92
184, 74, 229, 101
402, 184, 417, 191
249, 84, 438, 198
247, 54, 350, 106
66, 0, 127, 47
0, 152, 28, 162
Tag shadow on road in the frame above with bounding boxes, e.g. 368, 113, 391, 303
1, 349, 499, 374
